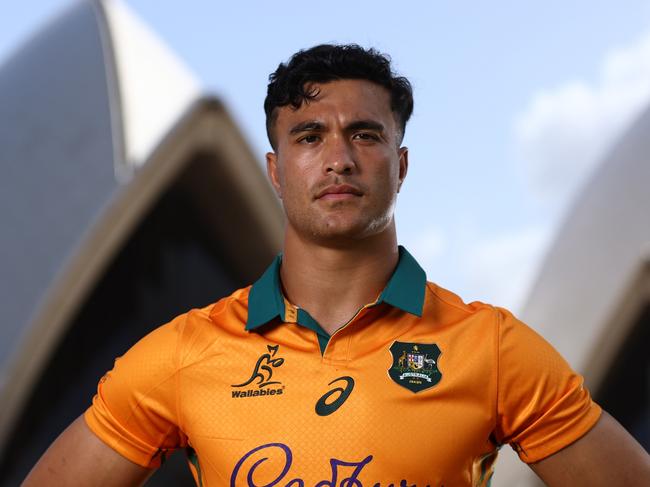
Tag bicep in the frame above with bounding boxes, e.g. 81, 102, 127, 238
530, 411, 650, 487
22, 415, 154, 487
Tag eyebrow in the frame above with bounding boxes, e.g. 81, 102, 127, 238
345, 120, 385, 133
288, 119, 385, 135
289, 121, 325, 135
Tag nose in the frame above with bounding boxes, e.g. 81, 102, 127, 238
324, 137, 355, 175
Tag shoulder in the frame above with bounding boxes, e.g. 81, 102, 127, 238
170, 285, 254, 363
108, 285, 254, 372
207, 284, 252, 326
423, 280, 503, 326
422, 282, 548, 355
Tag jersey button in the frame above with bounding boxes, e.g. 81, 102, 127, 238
285, 307, 297, 323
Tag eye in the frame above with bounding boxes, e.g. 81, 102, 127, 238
353, 132, 380, 141
298, 134, 320, 144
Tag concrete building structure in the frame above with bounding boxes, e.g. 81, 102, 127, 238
494, 97, 650, 486
0, 1, 282, 484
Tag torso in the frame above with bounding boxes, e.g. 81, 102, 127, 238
179, 283, 499, 487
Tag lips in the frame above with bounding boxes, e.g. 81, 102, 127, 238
316, 184, 363, 199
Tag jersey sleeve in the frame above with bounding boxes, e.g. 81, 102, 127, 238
494, 307, 601, 463
84, 313, 189, 468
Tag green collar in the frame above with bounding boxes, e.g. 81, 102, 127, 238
246, 246, 426, 331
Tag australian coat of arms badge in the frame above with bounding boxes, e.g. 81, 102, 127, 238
388, 342, 442, 393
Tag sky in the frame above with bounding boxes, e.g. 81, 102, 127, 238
3, 0, 650, 313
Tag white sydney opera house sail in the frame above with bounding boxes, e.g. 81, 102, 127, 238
495, 84, 650, 487
0, 1, 282, 484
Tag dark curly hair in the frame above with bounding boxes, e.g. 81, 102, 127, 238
264, 44, 414, 150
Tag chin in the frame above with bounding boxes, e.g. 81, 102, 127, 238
287, 206, 394, 243
309, 216, 393, 244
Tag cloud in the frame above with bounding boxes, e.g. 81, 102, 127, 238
460, 225, 551, 312
408, 222, 550, 313
515, 31, 650, 208
410, 227, 446, 263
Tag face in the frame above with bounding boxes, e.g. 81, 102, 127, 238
266, 79, 408, 245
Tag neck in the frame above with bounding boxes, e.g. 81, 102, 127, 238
280, 223, 399, 335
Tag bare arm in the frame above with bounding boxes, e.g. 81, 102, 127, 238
531, 411, 650, 486
22, 415, 154, 487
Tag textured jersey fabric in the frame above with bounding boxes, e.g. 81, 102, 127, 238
84, 247, 601, 486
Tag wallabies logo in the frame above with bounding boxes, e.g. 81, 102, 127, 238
231, 345, 285, 398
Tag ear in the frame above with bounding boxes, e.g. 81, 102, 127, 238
397, 146, 409, 192
266, 151, 282, 198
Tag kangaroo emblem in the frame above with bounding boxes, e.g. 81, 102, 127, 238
232, 345, 285, 388
398, 350, 407, 369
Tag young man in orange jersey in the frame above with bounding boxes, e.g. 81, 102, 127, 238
24, 44, 650, 486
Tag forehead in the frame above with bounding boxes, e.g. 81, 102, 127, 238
275, 79, 395, 130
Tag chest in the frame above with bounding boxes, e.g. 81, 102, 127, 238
178, 328, 498, 486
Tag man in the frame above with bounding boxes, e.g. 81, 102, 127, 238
24, 44, 650, 486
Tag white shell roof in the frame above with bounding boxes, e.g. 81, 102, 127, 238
521, 106, 650, 380
0, 0, 203, 384
0, 0, 282, 451
100, 0, 201, 177
495, 86, 650, 487
0, 0, 119, 376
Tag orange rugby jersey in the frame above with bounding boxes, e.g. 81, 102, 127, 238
85, 246, 601, 487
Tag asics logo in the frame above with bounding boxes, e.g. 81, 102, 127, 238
315, 376, 355, 416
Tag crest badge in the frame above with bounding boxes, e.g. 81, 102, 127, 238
388, 341, 442, 393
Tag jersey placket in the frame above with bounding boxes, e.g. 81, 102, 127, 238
284, 296, 381, 364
